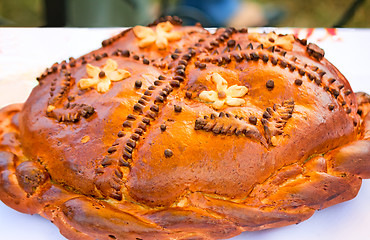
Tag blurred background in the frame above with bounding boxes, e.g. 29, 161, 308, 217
0, 0, 368, 28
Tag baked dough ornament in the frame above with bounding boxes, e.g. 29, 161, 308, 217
0, 16, 369, 240
133, 21, 182, 49
78, 58, 131, 93
199, 72, 249, 109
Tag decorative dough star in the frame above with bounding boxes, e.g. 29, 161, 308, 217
199, 73, 249, 110
78, 59, 131, 93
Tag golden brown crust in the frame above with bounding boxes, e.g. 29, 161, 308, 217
0, 20, 369, 240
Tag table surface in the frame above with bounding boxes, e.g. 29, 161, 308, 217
0, 27, 369, 240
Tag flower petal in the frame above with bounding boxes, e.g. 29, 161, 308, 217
78, 77, 99, 89
209, 73, 228, 91
199, 91, 218, 102
156, 21, 174, 33
133, 26, 155, 39
267, 32, 278, 41
138, 35, 156, 48
165, 31, 182, 41
213, 100, 226, 109
96, 78, 111, 93
86, 64, 100, 77
156, 35, 169, 49
225, 97, 245, 107
103, 59, 118, 72
108, 69, 131, 81
275, 34, 295, 51
226, 85, 248, 98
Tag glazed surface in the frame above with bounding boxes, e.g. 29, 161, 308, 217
1, 17, 370, 240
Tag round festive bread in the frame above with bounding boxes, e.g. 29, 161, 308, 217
0, 17, 370, 240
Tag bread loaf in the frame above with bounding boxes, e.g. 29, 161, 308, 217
0, 17, 369, 240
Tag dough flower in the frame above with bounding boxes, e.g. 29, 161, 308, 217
78, 59, 131, 93
133, 21, 182, 49
199, 73, 249, 109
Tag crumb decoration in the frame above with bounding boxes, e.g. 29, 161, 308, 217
46, 105, 56, 113
248, 32, 295, 51
81, 135, 90, 143
133, 21, 182, 49
199, 73, 248, 109
78, 59, 131, 93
